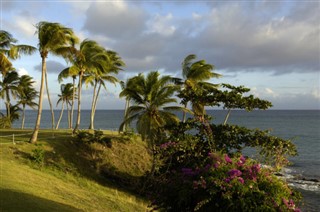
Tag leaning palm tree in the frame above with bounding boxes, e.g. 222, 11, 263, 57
30, 22, 79, 143
119, 76, 142, 132
178, 54, 221, 121
17, 75, 38, 129
0, 30, 36, 77
68, 39, 110, 133
58, 67, 78, 128
119, 71, 189, 173
0, 71, 20, 117
56, 83, 74, 129
86, 50, 124, 130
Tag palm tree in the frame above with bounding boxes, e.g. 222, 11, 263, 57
119, 80, 131, 132
119, 76, 141, 132
86, 50, 124, 130
0, 104, 21, 128
119, 71, 188, 173
58, 67, 78, 128
56, 83, 74, 129
179, 54, 221, 121
0, 71, 20, 117
66, 39, 110, 133
17, 75, 38, 129
30, 21, 79, 143
0, 30, 36, 77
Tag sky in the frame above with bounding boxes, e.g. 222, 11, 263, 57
1, 0, 319, 110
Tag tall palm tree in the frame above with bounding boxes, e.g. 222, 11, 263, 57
86, 50, 124, 130
119, 80, 131, 132
67, 39, 110, 133
0, 30, 36, 77
58, 67, 78, 128
119, 71, 188, 173
17, 75, 38, 129
56, 83, 74, 129
119, 76, 141, 132
0, 71, 20, 117
179, 54, 221, 121
30, 21, 79, 143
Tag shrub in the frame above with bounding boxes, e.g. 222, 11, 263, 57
31, 146, 45, 167
74, 130, 112, 148
149, 147, 301, 212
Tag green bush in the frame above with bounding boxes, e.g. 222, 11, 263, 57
150, 147, 301, 211
31, 146, 45, 167
74, 130, 112, 148
147, 118, 301, 211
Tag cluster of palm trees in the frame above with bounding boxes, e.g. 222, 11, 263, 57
0, 30, 38, 129
1, 23, 125, 143
119, 55, 221, 159
1, 21, 221, 145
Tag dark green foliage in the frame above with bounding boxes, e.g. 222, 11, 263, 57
74, 130, 112, 148
165, 118, 297, 168
148, 120, 302, 211
31, 146, 45, 167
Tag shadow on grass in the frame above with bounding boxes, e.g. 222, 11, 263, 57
0, 189, 80, 212
42, 133, 149, 197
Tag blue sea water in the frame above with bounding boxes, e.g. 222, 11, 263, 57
7, 109, 320, 211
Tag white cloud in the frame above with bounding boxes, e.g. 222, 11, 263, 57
83, 1, 147, 40
17, 68, 29, 76
147, 13, 176, 36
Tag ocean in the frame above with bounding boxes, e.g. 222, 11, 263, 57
8, 109, 320, 211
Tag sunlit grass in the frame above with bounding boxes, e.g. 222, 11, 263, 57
0, 129, 151, 211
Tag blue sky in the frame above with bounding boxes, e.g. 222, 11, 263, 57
1, 0, 319, 110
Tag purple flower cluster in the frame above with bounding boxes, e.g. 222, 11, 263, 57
237, 155, 246, 166
225, 169, 244, 184
245, 164, 261, 181
224, 154, 233, 164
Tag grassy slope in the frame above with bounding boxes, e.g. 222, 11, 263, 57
0, 129, 152, 211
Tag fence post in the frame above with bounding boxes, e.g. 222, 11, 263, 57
12, 134, 15, 145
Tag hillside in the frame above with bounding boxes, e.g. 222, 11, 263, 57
0, 129, 152, 211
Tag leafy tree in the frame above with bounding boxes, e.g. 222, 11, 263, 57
30, 21, 79, 143
17, 75, 38, 129
85, 50, 124, 130
119, 71, 189, 173
119, 79, 136, 132
63, 39, 109, 133
56, 83, 74, 129
176, 54, 221, 121
0, 71, 20, 117
0, 30, 36, 77
58, 67, 78, 128
0, 104, 21, 128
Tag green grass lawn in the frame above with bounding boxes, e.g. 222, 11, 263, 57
0, 129, 152, 211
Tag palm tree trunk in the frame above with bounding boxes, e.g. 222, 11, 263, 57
122, 98, 130, 132
223, 109, 231, 125
21, 104, 26, 129
5, 89, 11, 118
56, 101, 64, 129
70, 77, 76, 129
45, 70, 55, 129
73, 70, 83, 133
182, 102, 188, 122
89, 80, 98, 130
66, 100, 70, 128
90, 81, 102, 130
30, 56, 46, 143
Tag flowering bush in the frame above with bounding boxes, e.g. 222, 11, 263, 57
149, 143, 301, 211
